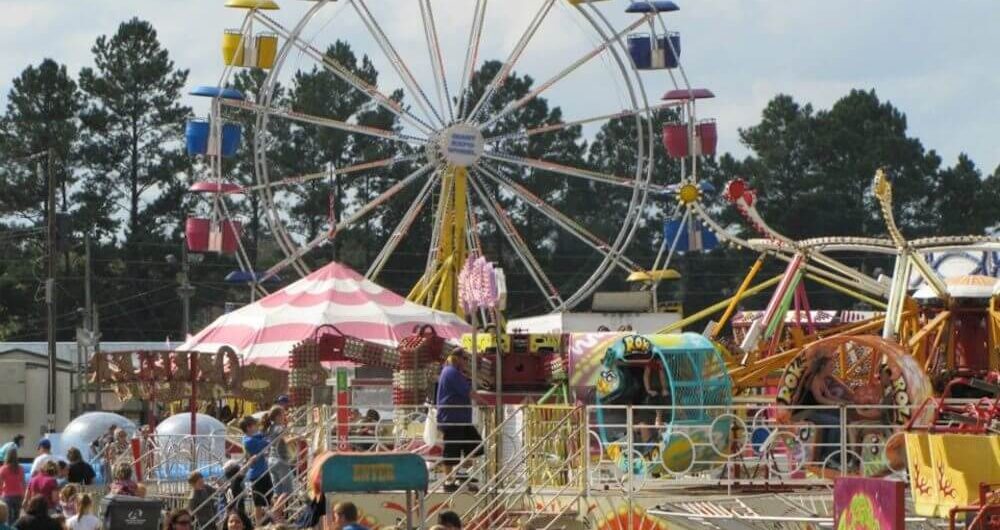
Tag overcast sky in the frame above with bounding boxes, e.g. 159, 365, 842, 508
1, 0, 997, 174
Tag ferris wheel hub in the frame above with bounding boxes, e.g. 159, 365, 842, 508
435, 124, 485, 168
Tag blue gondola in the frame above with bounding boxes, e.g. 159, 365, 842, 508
185, 120, 242, 157
664, 218, 718, 252
628, 33, 681, 70
625, 1, 680, 14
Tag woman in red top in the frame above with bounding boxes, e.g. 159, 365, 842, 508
0, 448, 24, 523
25, 461, 58, 510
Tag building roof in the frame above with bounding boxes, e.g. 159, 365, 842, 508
0, 342, 173, 366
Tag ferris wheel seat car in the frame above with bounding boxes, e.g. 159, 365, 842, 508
185, 119, 242, 157
222, 30, 278, 69
186, 218, 243, 254
661, 120, 717, 158
628, 33, 680, 70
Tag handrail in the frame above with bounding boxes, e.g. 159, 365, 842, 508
189, 405, 312, 529
428, 402, 531, 493
455, 407, 584, 528
465, 412, 586, 529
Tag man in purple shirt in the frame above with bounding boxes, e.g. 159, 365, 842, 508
435, 351, 482, 492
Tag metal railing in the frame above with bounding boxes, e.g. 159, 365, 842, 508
79, 400, 929, 528
583, 402, 910, 491
186, 404, 313, 529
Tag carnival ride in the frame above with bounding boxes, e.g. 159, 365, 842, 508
80, 0, 1000, 527
187, 0, 710, 320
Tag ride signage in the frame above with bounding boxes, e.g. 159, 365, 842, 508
314, 453, 428, 493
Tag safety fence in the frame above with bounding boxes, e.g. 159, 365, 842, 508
83, 401, 923, 528
580, 403, 910, 492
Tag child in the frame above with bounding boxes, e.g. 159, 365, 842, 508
108, 463, 140, 497
187, 471, 217, 529
224, 460, 251, 527
0, 449, 24, 524
240, 415, 272, 525
25, 461, 59, 510
65, 494, 100, 530
58, 484, 78, 518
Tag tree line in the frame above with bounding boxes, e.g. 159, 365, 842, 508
0, 18, 997, 342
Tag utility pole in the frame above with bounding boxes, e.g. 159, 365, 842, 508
178, 241, 195, 339
92, 306, 101, 412
77, 233, 97, 414
44, 150, 57, 433
166, 241, 198, 341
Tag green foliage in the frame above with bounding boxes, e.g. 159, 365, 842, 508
77, 17, 191, 243
1, 19, 999, 343
0, 59, 81, 220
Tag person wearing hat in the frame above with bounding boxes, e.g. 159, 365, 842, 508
29, 440, 57, 478
275, 395, 290, 407
435, 350, 482, 492
0, 435, 23, 463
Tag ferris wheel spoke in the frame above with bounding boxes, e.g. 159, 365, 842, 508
456, 0, 488, 121
260, 162, 435, 282
475, 163, 639, 275
480, 14, 653, 130
464, 0, 557, 125
254, 11, 437, 135
485, 151, 665, 193
348, 0, 447, 129
418, 0, 454, 123
468, 173, 564, 310
223, 99, 427, 146
245, 155, 420, 192
485, 101, 682, 144
366, 171, 440, 280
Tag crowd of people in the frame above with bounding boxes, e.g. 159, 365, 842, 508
0, 343, 489, 530
0, 433, 100, 529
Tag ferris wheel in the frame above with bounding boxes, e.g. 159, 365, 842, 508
187, 0, 700, 316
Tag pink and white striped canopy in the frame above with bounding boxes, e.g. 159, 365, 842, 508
178, 262, 471, 367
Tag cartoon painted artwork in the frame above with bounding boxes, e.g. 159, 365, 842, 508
833, 477, 905, 530
586, 500, 669, 530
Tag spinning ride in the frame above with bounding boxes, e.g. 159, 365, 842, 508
192, 0, 705, 317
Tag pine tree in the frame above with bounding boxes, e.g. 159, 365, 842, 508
75, 18, 191, 340
0, 59, 81, 221
77, 17, 190, 244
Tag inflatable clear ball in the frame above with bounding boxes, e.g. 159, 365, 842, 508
152, 413, 228, 479
60, 412, 137, 461
155, 412, 227, 437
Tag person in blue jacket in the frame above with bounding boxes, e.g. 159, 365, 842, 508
239, 416, 272, 525
435, 351, 482, 492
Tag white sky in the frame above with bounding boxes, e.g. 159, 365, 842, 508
1, 0, 998, 174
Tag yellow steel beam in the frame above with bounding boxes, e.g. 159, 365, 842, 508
731, 316, 887, 388
657, 274, 783, 335
906, 310, 951, 350
710, 256, 764, 340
